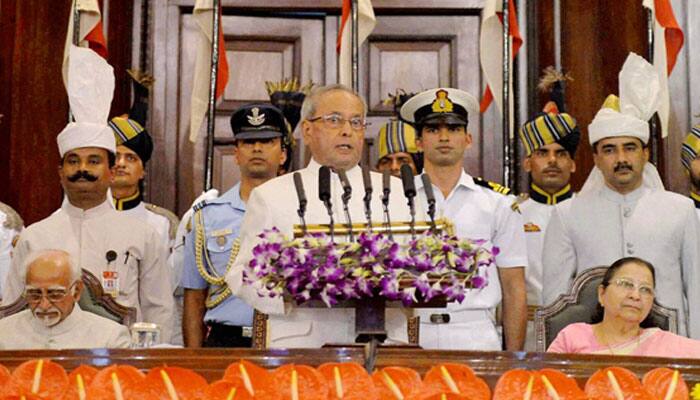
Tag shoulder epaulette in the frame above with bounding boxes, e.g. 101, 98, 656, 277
0, 202, 23, 231
193, 200, 209, 212
474, 177, 511, 195
144, 202, 180, 240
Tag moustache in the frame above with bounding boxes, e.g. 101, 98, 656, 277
67, 170, 98, 182
614, 163, 633, 173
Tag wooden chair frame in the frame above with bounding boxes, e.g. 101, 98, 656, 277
0, 268, 137, 327
534, 266, 678, 352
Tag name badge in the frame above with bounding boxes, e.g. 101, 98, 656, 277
102, 271, 120, 298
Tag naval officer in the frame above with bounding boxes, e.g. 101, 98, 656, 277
401, 87, 528, 351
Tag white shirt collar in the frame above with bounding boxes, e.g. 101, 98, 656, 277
61, 197, 113, 219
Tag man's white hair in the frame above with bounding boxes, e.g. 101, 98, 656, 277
300, 84, 367, 121
21, 249, 81, 285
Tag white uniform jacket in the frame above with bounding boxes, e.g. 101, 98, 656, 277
414, 171, 528, 350
226, 159, 415, 348
542, 185, 700, 339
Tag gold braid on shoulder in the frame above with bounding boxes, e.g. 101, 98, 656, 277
194, 209, 241, 308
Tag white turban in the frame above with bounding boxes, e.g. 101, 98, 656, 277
587, 53, 661, 146
582, 53, 665, 194
57, 45, 116, 157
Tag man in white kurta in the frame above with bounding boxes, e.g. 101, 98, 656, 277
1, 45, 175, 343
542, 53, 700, 339
0, 306, 130, 350
0, 249, 130, 350
0, 202, 22, 301
226, 85, 413, 348
401, 88, 528, 351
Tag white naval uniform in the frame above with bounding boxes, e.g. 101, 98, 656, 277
542, 185, 700, 339
2, 199, 176, 343
0, 306, 130, 349
225, 159, 415, 348
0, 210, 21, 301
414, 171, 528, 350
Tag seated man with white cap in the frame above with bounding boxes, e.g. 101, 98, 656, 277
542, 53, 700, 339
1, 46, 175, 343
0, 249, 130, 349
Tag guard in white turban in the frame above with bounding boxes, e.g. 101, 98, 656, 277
3, 46, 176, 343
542, 53, 700, 340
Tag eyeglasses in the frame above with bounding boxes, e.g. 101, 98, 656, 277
611, 278, 655, 297
307, 113, 368, 131
23, 282, 77, 304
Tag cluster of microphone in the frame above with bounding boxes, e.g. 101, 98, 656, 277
292, 165, 437, 242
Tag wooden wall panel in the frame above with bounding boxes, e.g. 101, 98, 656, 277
0, 0, 71, 225
106, 0, 134, 118
530, 0, 647, 191
0, 0, 134, 225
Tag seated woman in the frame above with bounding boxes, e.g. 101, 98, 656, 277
547, 257, 700, 357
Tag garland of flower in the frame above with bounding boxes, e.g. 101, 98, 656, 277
243, 228, 497, 307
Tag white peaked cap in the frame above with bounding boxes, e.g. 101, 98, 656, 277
57, 45, 116, 157
588, 52, 661, 146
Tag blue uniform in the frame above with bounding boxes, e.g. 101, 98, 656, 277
181, 183, 254, 326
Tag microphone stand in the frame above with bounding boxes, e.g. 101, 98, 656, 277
421, 174, 437, 232
362, 167, 373, 233
338, 170, 354, 242
381, 170, 392, 241
293, 172, 308, 235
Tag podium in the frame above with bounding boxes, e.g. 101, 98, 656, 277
248, 218, 495, 371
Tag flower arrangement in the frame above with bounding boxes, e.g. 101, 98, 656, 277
243, 228, 498, 307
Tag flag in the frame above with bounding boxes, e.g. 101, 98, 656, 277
62, 0, 108, 88
479, 0, 523, 115
337, 0, 376, 87
189, 0, 230, 142
643, 0, 684, 137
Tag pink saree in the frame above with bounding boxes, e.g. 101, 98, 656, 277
547, 322, 700, 358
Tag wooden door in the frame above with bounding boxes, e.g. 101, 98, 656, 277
150, 1, 500, 215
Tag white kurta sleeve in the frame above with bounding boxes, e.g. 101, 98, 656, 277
1, 235, 29, 305
542, 205, 577, 305
225, 187, 285, 315
138, 229, 176, 343
681, 204, 700, 339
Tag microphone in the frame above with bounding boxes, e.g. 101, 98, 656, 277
421, 174, 437, 231
337, 169, 354, 241
400, 164, 416, 199
293, 172, 308, 235
362, 167, 373, 231
381, 170, 393, 240
318, 166, 335, 241
400, 164, 417, 239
